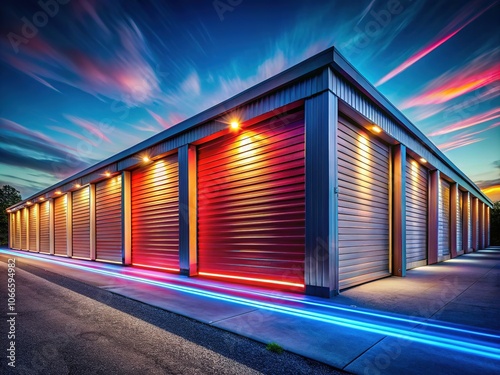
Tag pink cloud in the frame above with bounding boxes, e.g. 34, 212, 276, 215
147, 109, 185, 130
47, 125, 99, 147
436, 122, 499, 151
64, 115, 112, 143
429, 108, 500, 136
376, 1, 497, 86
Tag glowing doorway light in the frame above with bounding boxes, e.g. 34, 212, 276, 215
230, 121, 240, 130
1, 249, 499, 361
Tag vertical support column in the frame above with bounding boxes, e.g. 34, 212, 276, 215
67, 194, 73, 257
450, 183, 458, 258
392, 144, 406, 276
486, 206, 490, 248
122, 171, 132, 265
49, 198, 55, 255
179, 144, 198, 276
462, 191, 470, 253
8, 213, 12, 249
478, 202, 484, 250
471, 197, 478, 251
89, 184, 96, 261
428, 170, 439, 264
304, 90, 338, 297
36, 203, 40, 252
25, 207, 30, 251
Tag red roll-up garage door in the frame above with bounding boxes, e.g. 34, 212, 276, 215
72, 186, 91, 259
96, 176, 122, 263
54, 195, 68, 256
29, 205, 37, 251
132, 155, 179, 271
21, 208, 28, 250
338, 117, 390, 289
197, 111, 305, 289
39, 200, 50, 253
405, 157, 428, 269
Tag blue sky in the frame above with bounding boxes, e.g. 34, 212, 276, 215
1, 0, 499, 201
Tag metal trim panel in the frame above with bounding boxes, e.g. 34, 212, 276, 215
72, 186, 91, 259
457, 190, 463, 252
197, 110, 305, 288
96, 176, 123, 263
438, 179, 451, 259
39, 200, 50, 253
131, 154, 179, 271
54, 195, 68, 256
338, 117, 390, 289
405, 157, 428, 269
28, 205, 37, 251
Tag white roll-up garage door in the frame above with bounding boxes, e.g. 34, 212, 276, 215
467, 194, 472, 250
338, 118, 390, 289
39, 200, 50, 253
72, 186, 91, 259
21, 208, 28, 250
405, 157, 428, 269
456, 191, 463, 253
29, 205, 37, 251
54, 195, 68, 256
438, 179, 451, 260
96, 176, 123, 263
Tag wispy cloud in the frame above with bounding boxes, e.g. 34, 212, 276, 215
47, 125, 99, 147
64, 115, 112, 143
375, 1, 497, 86
436, 122, 499, 151
400, 49, 499, 109
429, 108, 500, 136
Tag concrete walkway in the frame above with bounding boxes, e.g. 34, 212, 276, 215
1, 247, 499, 374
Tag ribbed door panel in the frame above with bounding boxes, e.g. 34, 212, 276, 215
132, 155, 179, 270
72, 187, 91, 258
405, 158, 427, 269
10, 214, 16, 249
29, 205, 37, 251
39, 201, 50, 253
21, 209, 27, 250
466, 196, 470, 249
438, 179, 451, 258
15, 211, 21, 249
197, 112, 305, 287
457, 192, 463, 252
54, 195, 68, 256
96, 176, 122, 263
338, 118, 390, 289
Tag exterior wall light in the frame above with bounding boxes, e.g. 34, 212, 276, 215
230, 121, 240, 130
371, 125, 382, 133
420, 158, 428, 164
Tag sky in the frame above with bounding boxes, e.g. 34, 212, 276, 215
0, 0, 499, 202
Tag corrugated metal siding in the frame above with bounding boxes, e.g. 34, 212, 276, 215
457, 191, 463, 252
338, 118, 390, 289
197, 112, 305, 287
29, 205, 37, 251
438, 179, 451, 258
21, 208, 27, 250
131, 155, 180, 270
15, 211, 21, 249
72, 187, 91, 259
10, 214, 16, 249
54, 195, 68, 256
39, 201, 50, 253
96, 176, 123, 263
405, 158, 427, 269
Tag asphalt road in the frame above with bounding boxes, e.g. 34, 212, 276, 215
0, 257, 346, 375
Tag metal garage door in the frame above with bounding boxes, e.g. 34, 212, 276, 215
338, 118, 390, 289
10, 214, 16, 249
21, 208, 28, 250
197, 111, 305, 288
456, 191, 463, 252
54, 195, 68, 256
72, 187, 91, 259
29, 205, 37, 251
39, 200, 50, 253
467, 194, 472, 250
15, 211, 21, 249
132, 155, 179, 271
438, 179, 451, 259
405, 157, 428, 269
96, 176, 122, 263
